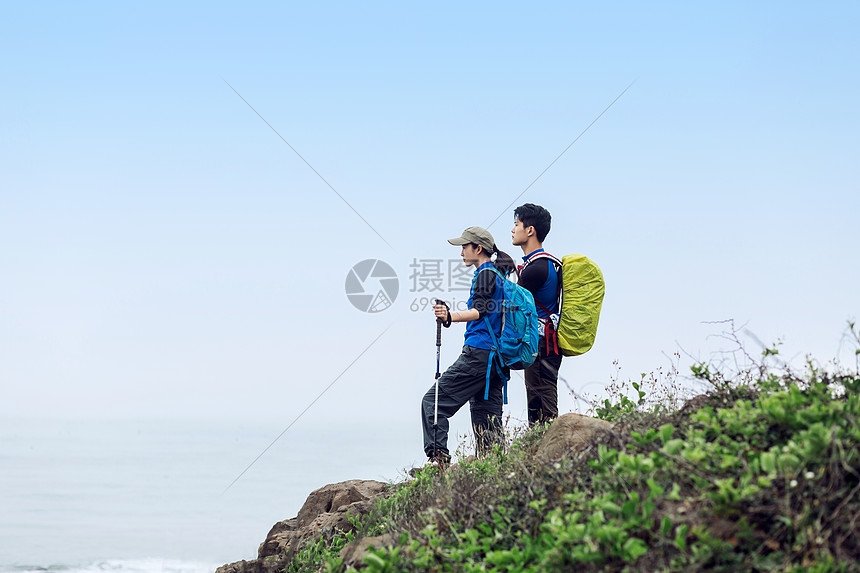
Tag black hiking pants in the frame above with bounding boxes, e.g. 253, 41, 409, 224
421, 345, 506, 460
524, 343, 563, 426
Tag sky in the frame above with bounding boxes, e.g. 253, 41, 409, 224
2, 1, 858, 462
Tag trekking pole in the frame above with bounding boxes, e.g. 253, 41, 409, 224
433, 299, 444, 462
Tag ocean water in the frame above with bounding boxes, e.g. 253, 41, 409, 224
0, 418, 419, 573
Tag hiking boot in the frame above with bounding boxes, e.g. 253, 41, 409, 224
408, 452, 451, 476
431, 451, 451, 470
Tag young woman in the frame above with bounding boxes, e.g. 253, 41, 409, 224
420, 226, 516, 466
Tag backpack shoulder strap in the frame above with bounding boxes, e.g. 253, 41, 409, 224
476, 265, 506, 340
476, 265, 505, 279
524, 251, 562, 269
522, 252, 562, 299
474, 265, 507, 292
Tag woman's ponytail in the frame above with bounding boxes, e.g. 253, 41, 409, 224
491, 244, 516, 277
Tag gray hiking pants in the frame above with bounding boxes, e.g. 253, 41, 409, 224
421, 345, 506, 460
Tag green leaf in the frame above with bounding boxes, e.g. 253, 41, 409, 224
622, 537, 649, 562
621, 500, 637, 520
760, 451, 777, 474
363, 553, 387, 569
647, 478, 665, 499
778, 453, 801, 473
600, 500, 622, 516
663, 439, 685, 456
642, 500, 656, 519
660, 516, 672, 536
659, 423, 674, 445
674, 524, 689, 551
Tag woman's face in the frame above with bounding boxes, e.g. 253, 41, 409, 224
460, 244, 482, 267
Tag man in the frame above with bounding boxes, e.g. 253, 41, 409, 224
511, 203, 563, 426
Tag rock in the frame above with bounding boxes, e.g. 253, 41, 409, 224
217, 479, 389, 573
257, 518, 299, 565
536, 413, 615, 461
297, 480, 387, 527
340, 533, 396, 569
215, 560, 253, 573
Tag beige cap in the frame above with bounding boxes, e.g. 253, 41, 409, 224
448, 226, 495, 253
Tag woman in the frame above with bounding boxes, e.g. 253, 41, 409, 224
420, 226, 516, 466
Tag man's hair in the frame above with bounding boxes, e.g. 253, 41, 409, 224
514, 203, 552, 243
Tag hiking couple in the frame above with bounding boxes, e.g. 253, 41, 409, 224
420, 203, 562, 466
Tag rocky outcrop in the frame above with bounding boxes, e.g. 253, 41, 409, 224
217, 479, 389, 573
536, 412, 615, 461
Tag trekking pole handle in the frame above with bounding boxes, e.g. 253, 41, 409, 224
435, 299, 443, 346
436, 299, 452, 329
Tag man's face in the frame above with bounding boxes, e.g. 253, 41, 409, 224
511, 219, 531, 246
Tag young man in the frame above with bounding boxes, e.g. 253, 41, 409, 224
511, 203, 563, 426
421, 227, 516, 465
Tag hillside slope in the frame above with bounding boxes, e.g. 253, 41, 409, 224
223, 341, 860, 572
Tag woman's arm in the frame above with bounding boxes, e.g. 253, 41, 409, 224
432, 304, 479, 323
432, 270, 496, 323
450, 308, 480, 322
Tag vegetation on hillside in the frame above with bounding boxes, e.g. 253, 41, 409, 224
290, 324, 860, 572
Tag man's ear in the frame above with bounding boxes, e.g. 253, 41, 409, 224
527, 226, 536, 237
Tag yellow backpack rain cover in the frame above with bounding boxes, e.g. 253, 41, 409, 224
558, 254, 605, 356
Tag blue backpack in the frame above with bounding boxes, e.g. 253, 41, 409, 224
480, 267, 541, 403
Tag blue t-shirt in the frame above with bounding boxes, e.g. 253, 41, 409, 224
463, 262, 504, 350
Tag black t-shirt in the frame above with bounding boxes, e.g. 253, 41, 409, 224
518, 257, 560, 316
518, 259, 549, 292
471, 268, 497, 319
